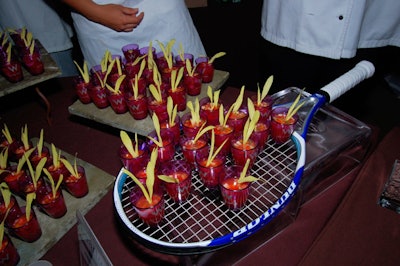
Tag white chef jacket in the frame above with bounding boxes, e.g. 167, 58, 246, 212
71, 0, 207, 68
0, 0, 74, 53
261, 0, 400, 59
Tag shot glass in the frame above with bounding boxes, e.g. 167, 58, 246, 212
63, 165, 89, 198
73, 75, 92, 104
220, 165, 251, 211
195, 56, 214, 83
175, 53, 194, 70
183, 72, 202, 96
1, 57, 23, 83
212, 124, 234, 156
21, 48, 44, 75
125, 93, 148, 120
179, 135, 208, 169
0, 194, 22, 228
159, 159, 192, 202
160, 115, 181, 146
147, 96, 168, 123
35, 185, 67, 218
181, 112, 207, 139
89, 83, 109, 108
230, 134, 259, 168
119, 139, 149, 173
196, 150, 226, 189
270, 107, 299, 144
29, 145, 51, 168
252, 120, 270, 152
122, 43, 139, 63
130, 185, 165, 226
251, 95, 274, 124
0, 234, 20, 266
200, 97, 222, 126
147, 130, 176, 164
107, 91, 128, 114
168, 86, 187, 112
226, 109, 248, 134
9, 207, 42, 242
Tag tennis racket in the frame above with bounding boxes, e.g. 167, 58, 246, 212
113, 60, 375, 255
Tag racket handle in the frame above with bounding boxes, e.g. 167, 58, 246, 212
319, 60, 375, 103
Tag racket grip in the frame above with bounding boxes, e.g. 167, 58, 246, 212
319, 60, 375, 103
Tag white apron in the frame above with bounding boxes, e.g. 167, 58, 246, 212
72, 0, 207, 68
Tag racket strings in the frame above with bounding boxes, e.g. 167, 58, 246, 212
119, 137, 297, 244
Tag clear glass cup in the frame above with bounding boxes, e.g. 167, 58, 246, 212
73, 75, 92, 104
0, 233, 20, 265
121, 43, 139, 63
63, 165, 89, 198
230, 134, 259, 168
159, 159, 192, 202
270, 107, 299, 144
35, 184, 67, 218
129, 185, 165, 226
9, 207, 42, 242
196, 150, 226, 189
179, 135, 209, 169
220, 165, 251, 210
119, 139, 149, 173
181, 112, 207, 139
147, 130, 176, 164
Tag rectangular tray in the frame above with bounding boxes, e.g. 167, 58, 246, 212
8, 139, 115, 266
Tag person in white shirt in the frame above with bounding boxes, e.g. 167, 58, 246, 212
0, 0, 78, 77
62, 0, 207, 69
258, 0, 400, 93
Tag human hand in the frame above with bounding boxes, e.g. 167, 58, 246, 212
94, 4, 144, 32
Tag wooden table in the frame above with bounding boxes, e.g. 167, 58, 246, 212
0, 41, 61, 124
68, 70, 229, 136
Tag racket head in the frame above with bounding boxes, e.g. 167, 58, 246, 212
113, 135, 304, 255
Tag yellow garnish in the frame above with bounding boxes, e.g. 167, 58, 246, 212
206, 130, 228, 167
157, 40, 174, 69
25, 192, 35, 221
148, 84, 163, 103
120, 130, 139, 158
131, 74, 139, 99
0, 183, 12, 211
116, 57, 122, 75
186, 59, 195, 76
158, 174, 179, 184
193, 124, 214, 143
170, 67, 184, 92
207, 86, 220, 109
100, 50, 110, 72
16, 148, 34, 173
132, 54, 145, 66
208, 52, 226, 64
146, 41, 154, 70
0, 148, 8, 169
178, 43, 184, 61
257, 75, 273, 105
285, 89, 305, 122
60, 155, 79, 178
37, 129, 44, 156
6, 43, 11, 63
137, 59, 146, 79
152, 63, 160, 85
242, 109, 260, 145
29, 40, 35, 56
147, 113, 163, 147
218, 104, 229, 127
43, 169, 63, 199
25, 154, 46, 191
232, 86, 245, 112
51, 143, 62, 168
122, 148, 158, 204
105, 74, 126, 94
1, 124, 13, 144
187, 98, 201, 125
21, 124, 29, 150
167, 97, 178, 126
73, 60, 90, 83
238, 159, 259, 183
